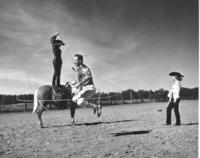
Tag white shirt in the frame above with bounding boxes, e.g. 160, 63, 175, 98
168, 80, 181, 102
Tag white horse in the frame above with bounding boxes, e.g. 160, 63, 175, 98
33, 84, 76, 128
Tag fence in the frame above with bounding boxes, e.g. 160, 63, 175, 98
0, 98, 168, 113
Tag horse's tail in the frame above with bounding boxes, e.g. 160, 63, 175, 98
33, 88, 39, 113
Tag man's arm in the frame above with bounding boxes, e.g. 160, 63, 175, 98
79, 74, 91, 86
167, 90, 172, 98
76, 67, 92, 87
50, 33, 59, 44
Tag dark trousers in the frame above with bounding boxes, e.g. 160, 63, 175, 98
52, 59, 62, 86
166, 98, 181, 125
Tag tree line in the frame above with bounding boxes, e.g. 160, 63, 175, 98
0, 87, 198, 105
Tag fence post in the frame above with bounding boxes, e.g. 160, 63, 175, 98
24, 102, 28, 111
148, 91, 151, 102
121, 92, 124, 104
108, 93, 111, 105
130, 91, 133, 104
139, 93, 142, 103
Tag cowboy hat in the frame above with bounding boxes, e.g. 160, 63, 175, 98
169, 72, 184, 78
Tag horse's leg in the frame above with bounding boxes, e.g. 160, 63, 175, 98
37, 101, 44, 128
37, 110, 44, 128
70, 101, 76, 125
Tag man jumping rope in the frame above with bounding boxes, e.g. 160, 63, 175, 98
71, 54, 102, 117
50, 33, 65, 87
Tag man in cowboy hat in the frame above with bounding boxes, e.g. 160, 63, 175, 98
71, 54, 102, 117
166, 72, 184, 126
50, 33, 65, 87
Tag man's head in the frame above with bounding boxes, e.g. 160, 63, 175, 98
74, 54, 83, 67
169, 72, 184, 82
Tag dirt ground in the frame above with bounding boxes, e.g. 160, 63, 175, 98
0, 100, 198, 158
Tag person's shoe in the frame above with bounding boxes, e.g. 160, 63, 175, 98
71, 118, 75, 126
97, 104, 102, 117
174, 123, 181, 126
165, 123, 171, 125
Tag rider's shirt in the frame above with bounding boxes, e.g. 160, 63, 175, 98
77, 64, 94, 86
168, 80, 181, 102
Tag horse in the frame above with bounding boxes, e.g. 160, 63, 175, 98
32, 84, 77, 128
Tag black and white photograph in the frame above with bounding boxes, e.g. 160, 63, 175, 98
0, 0, 198, 157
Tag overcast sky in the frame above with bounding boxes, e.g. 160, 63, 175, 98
0, 0, 198, 94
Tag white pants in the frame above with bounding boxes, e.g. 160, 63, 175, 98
72, 85, 96, 106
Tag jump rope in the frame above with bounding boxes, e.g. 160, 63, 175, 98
16, 35, 126, 104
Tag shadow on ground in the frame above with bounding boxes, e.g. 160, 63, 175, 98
44, 119, 137, 128
162, 122, 198, 126
38, 122, 198, 129
73, 119, 136, 126
112, 130, 152, 136
182, 123, 198, 126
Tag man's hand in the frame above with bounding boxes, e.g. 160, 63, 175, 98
73, 83, 81, 89
55, 32, 59, 36
51, 33, 59, 37
50, 33, 60, 43
71, 83, 81, 95
72, 67, 79, 72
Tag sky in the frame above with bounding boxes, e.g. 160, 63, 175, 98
0, 0, 198, 94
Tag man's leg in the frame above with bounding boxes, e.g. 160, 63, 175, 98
70, 101, 76, 125
72, 88, 102, 117
166, 101, 173, 125
73, 88, 94, 104
91, 102, 102, 117
174, 99, 181, 125
82, 89, 102, 117
52, 72, 56, 86
77, 98, 94, 107
57, 73, 61, 86
52, 60, 57, 86
56, 62, 62, 86
76, 89, 102, 117
72, 92, 81, 104
76, 98, 101, 117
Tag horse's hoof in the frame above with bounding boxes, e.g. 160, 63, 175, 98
38, 123, 44, 128
71, 122, 75, 126
70, 121, 75, 126
97, 105, 102, 117
93, 108, 96, 114
97, 111, 102, 117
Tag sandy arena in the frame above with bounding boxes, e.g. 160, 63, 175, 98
0, 100, 198, 158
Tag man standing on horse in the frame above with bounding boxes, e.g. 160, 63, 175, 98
50, 33, 65, 87
72, 54, 102, 117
